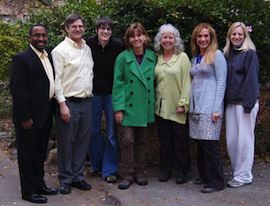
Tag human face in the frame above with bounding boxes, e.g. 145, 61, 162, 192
129, 30, 146, 50
196, 28, 211, 54
161, 32, 175, 52
65, 19, 85, 42
29, 26, 48, 52
97, 24, 112, 43
230, 26, 244, 46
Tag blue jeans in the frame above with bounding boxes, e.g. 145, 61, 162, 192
89, 94, 119, 178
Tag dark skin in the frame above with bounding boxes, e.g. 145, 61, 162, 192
21, 26, 48, 130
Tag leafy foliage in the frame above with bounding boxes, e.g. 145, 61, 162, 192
0, 21, 27, 79
0, 0, 269, 159
0, 81, 12, 117
9, 0, 268, 82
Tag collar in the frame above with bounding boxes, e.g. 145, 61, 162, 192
65, 36, 86, 48
95, 35, 112, 47
30, 44, 48, 58
232, 43, 243, 51
157, 53, 179, 67
125, 49, 155, 63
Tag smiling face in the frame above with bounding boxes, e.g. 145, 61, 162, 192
129, 29, 146, 50
65, 19, 85, 42
97, 24, 112, 43
230, 26, 244, 46
161, 32, 175, 52
29, 26, 48, 52
196, 28, 211, 54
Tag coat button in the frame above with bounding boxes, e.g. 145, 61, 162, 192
130, 80, 133, 83
147, 77, 150, 80
148, 89, 150, 93
129, 103, 133, 107
130, 92, 134, 95
148, 101, 150, 104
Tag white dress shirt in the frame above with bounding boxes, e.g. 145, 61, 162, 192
52, 37, 94, 103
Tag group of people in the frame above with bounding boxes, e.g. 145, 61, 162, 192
10, 12, 259, 204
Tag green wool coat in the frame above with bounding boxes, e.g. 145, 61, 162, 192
112, 49, 157, 127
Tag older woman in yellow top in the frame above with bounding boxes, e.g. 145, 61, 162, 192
154, 24, 191, 184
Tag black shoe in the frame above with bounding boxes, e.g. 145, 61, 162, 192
201, 187, 221, 193
22, 193, 47, 203
134, 177, 148, 186
38, 187, 58, 195
118, 179, 133, 189
59, 183, 71, 194
176, 173, 187, 184
71, 180, 91, 190
158, 171, 171, 182
194, 178, 207, 185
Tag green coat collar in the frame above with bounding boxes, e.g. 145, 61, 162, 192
125, 49, 156, 85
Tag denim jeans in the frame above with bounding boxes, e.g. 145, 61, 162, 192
89, 94, 119, 178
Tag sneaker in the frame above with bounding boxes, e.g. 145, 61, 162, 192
105, 175, 117, 183
227, 179, 251, 188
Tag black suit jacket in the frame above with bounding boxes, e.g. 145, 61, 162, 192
10, 46, 54, 129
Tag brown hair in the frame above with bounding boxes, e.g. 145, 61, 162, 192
123, 23, 151, 50
65, 13, 85, 28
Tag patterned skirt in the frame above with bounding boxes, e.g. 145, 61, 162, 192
189, 113, 223, 140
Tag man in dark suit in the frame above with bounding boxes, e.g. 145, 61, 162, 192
10, 24, 58, 204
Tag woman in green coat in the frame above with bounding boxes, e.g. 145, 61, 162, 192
112, 23, 157, 190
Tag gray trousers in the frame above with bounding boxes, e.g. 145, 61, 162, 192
55, 98, 92, 184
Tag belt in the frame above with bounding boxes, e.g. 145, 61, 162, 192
66, 96, 89, 103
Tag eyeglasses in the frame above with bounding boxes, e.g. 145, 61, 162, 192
70, 25, 85, 29
31, 33, 48, 38
99, 27, 112, 32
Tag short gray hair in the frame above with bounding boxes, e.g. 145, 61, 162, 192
154, 24, 184, 54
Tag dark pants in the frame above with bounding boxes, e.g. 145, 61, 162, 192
156, 115, 191, 174
55, 98, 92, 184
196, 140, 225, 190
15, 106, 52, 197
118, 125, 148, 181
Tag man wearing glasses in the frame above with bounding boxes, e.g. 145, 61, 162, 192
52, 13, 94, 194
86, 17, 124, 183
10, 24, 58, 203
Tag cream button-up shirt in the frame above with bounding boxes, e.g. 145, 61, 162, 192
52, 37, 94, 103
30, 44, 55, 99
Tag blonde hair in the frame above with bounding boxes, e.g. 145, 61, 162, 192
191, 23, 218, 65
223, 22, 256, 58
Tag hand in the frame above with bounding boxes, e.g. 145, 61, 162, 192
115, 110, 123, 125
212, 113, 221, 123
176, 106, 185, 115
21, 119, 33, 130
59, 102, 71, 123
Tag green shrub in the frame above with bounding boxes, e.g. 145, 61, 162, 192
0, 81, 12, 117
14, 0, 270, 83
0, 0, 269, 160
0, 21, 27, 79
